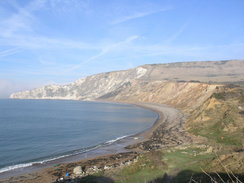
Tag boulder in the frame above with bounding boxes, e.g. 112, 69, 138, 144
73, 166, 82, 175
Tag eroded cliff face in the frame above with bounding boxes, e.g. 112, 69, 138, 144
101, 81, 218, 112
10, 60, 243, 110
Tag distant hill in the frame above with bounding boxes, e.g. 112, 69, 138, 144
10, 60, 244, 100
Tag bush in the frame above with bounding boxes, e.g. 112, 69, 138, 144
212, 93, 225, 100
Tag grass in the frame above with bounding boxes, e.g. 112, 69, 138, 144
162, 147, 214, 173
191, 120, 242, 146
115, 168, 163, 183
189, 97, 243, 147
240, 94, 244, 103
109, 146, 215, 183
113, 152, 166, 183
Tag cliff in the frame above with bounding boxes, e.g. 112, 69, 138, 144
102, 81, 217, 112
10, 60, 244, 102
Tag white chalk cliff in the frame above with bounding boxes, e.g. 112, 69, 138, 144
10, 60, 244, 101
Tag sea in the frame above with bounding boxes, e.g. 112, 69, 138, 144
0, 99, 157, 175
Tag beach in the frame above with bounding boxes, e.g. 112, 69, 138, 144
0, 102, 192, 183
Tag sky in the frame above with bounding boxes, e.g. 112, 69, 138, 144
0, 0, 244, 97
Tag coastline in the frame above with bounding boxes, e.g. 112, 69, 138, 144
0, 101, 190, 183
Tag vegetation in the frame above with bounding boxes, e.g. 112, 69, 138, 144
109, 87, 244, 183
111, 152, 165, 183
240, 94, 244, 103
190, 89, 244, 147
212, 92, 225, 100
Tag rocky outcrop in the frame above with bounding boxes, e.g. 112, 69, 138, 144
10, 60, 244, 101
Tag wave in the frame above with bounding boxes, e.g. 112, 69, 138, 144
0, 153, 71, 174
0, 135, 130, 174
0, 163, 33, 174
104, 135, 128, 144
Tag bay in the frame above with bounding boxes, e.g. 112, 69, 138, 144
0, 99, 157, 173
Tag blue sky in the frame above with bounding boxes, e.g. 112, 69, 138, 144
0, 0, 244, 97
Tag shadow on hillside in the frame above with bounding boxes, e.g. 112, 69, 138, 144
148, 170, 244, 183
53, 170, 244, 183
54, 175, 114, 183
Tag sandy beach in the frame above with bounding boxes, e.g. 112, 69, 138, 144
0, 102, 192, 183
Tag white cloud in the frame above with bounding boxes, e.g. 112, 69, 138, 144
68, 35, 140, 71
111, 6, 173, 24
0, 47, 21, 58
0, 0, 99, 53
164, 22, 189, 44
48, 0, 91, 15
122, 42, 244, 61
38, 57, 56, 65
0, 0, 95, 51
0, 34, 99, 50
0, 0, 46, 37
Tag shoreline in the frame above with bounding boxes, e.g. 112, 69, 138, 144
0, 101, 190, 183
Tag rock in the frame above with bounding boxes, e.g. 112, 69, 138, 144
206, 146, 213, 153
73, 166, 82, 175
93, 166, 99, 172
125, 161, 132, 166
133, 158, 138, 163
104, 165, 111, 170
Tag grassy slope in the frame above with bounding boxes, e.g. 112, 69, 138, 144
187, 86, 244, 147
102, 86, 244, 183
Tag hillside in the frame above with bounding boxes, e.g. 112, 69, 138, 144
9, 60, 244, 100
101, 81, 217, 113
5, 60, 244, 183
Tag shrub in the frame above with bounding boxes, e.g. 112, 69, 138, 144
212, 93, 225, 100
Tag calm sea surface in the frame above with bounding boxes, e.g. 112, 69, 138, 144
0, 99, 157, 173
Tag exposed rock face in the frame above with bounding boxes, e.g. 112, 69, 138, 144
10, 60, 244, 102
104, 81, 217, 112
10, 67, 145, 100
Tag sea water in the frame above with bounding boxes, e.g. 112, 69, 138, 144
0, 99, 157, 173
